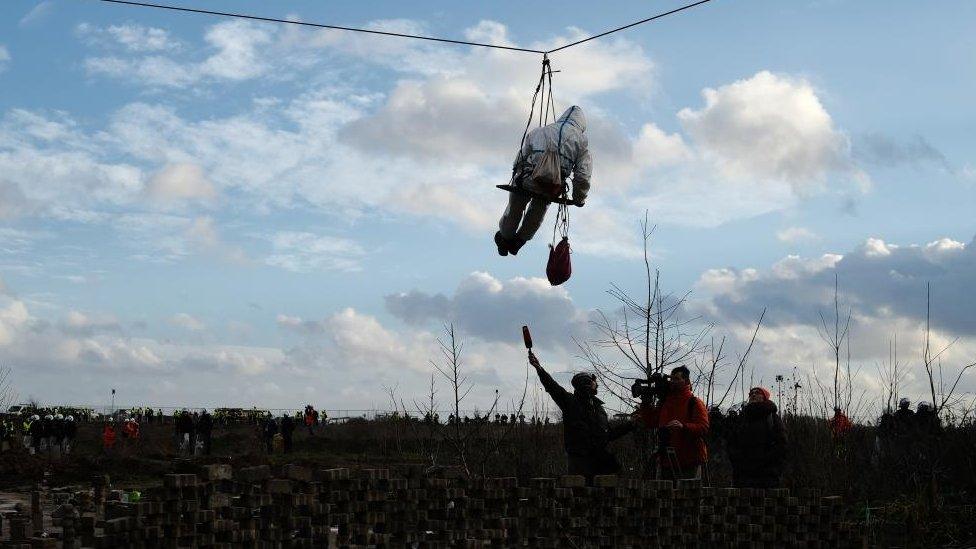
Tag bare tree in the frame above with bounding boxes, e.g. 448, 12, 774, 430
817, 273, 852, 412
920, 283, 976, 420
877, 336, 908, 414
430, 324, 475, 475
715, 309, 765, 408
577, 215, 712, 411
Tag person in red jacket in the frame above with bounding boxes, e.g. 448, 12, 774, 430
102, 422, 117, 451
637, 365, 709, 481
828, 407, 853, 438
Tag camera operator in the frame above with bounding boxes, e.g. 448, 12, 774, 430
636, 366, 709, 481
528, 350, 634, 482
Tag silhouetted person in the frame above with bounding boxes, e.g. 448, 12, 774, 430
280, 415, 295, 454
262, 415, 278, 454
728, 387, 787, 489
529, 350, 633, 482
197, 410, 213, 456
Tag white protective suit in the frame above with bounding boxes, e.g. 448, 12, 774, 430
498, 105, 592, 243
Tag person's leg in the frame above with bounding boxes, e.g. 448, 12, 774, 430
515, 198, 551, 242
498, 192, 531, 240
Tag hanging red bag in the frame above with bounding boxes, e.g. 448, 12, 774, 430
547, 236, 572, 286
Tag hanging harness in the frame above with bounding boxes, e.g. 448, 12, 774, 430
495, 55, 577, 207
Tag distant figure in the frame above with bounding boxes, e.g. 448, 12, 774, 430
728, 387, 787, 489
894, 398, 915, 424
495, 106, 591, 256
262, 415, 278, 454
197, 410, 213, 456
914, 402, 940, 435
280, 415, 295, 454
102, 423, 117, 451
828, 407, 853, 438
528, 350, 633, 482
63, 416, 77, 454
122, 418, 140, 442
304, 405, 316, 436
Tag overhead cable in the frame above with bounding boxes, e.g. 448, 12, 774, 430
94, 0, 545, 54
93, 0, 715, 55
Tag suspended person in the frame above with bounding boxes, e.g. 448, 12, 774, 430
495, 106, 591, 256
727, 387, 788, 489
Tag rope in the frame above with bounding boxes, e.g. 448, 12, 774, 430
510, 56, 554, 186
91, 0, 716, 56
92, 0, 545, 54
547, 0, 715, 54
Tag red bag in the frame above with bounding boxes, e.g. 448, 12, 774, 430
546, 236, 572, 286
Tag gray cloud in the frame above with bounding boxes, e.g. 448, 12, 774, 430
699, 235, 976, 336
852, 133, 950, 170
385, 272, 594, 349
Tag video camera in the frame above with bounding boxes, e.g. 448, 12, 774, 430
631, 371, 671, 404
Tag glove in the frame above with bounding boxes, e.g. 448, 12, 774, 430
574, 199, 585, 208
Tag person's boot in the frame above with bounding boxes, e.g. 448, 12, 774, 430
508, 236, 527, 255
494, 231, 509, 256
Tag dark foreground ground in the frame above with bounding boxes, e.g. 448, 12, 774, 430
0, 418, 974, 547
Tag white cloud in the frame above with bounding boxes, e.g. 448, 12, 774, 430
776, 226, 819, 244
171, 313, 206, 331
0, 299, 30, 346
77, 22, 181, 52
678, 71, 855, 193
19, 1, 54, 27
277, 307, 438, 375
633, 123, 692, 169
0, 109, 144, 220
83, 20, 274, 88
62, 310, 123, 336
265, 231, 365, 273
0, 45, 9, 73
146, 163, 217, 206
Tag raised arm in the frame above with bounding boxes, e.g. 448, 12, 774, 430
528, 350, 572, 410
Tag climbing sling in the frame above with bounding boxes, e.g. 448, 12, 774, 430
496, 55, 575, 206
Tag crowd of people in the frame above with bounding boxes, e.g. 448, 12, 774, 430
527, 349, 946, 488
1, 412, 78, 456
1, 389, 950, 485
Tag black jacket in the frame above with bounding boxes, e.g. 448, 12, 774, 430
728, 400, 787, 481
535, 365, 631, 456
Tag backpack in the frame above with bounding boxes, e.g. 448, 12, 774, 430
546, 236, 572, 286
527, 141, 563, 198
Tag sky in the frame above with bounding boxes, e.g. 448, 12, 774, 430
1, 0, 975, 416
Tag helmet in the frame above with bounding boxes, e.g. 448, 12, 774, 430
55, 414, 64, 420
917, 402, 932, 411
66, 416, 75, 422
31, 415, 40, 421
44, 415, 54, 421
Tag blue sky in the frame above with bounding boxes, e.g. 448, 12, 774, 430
1, 0, 974, 415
